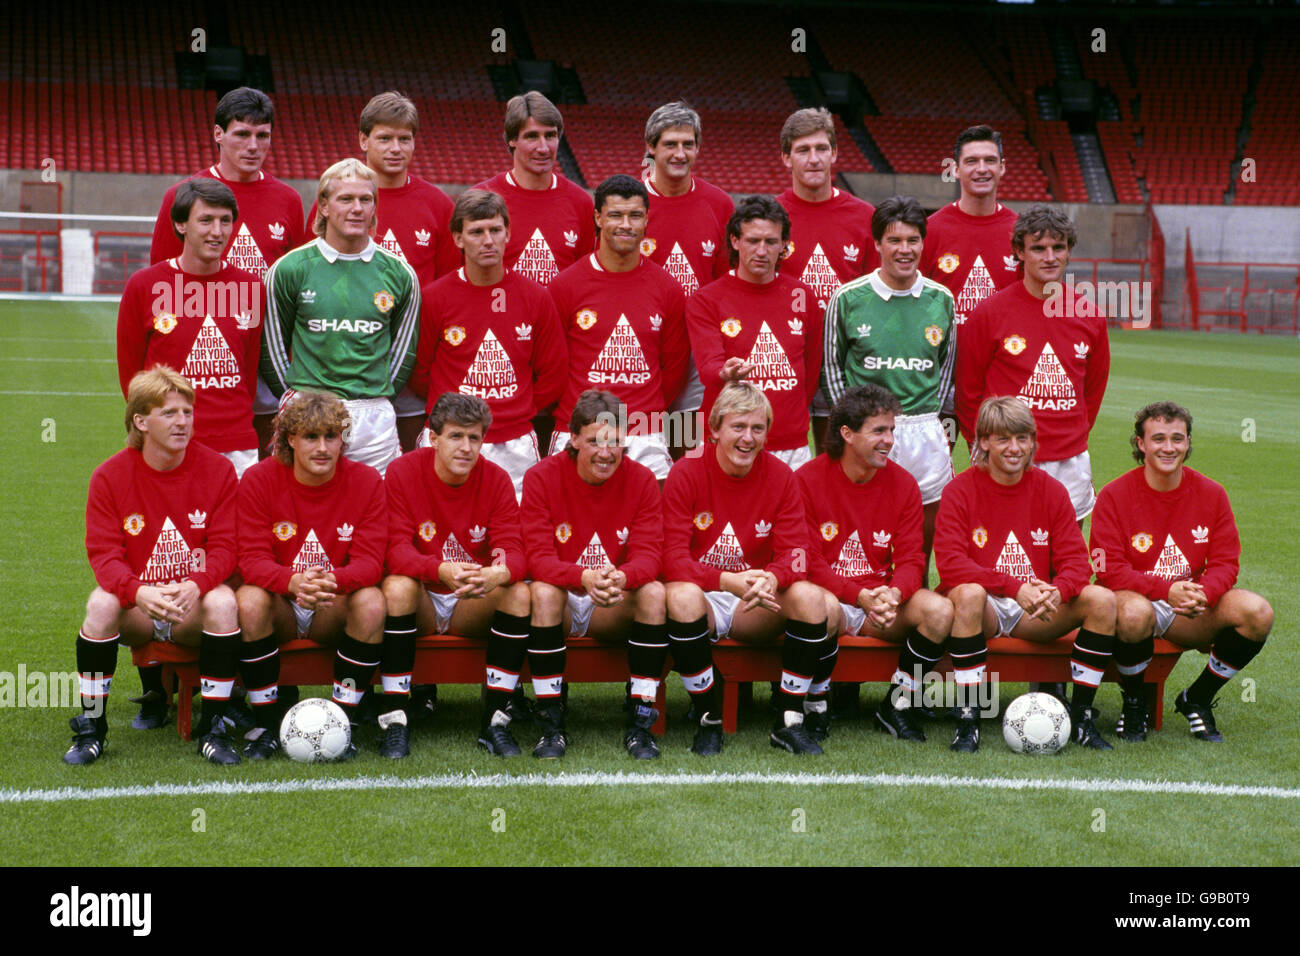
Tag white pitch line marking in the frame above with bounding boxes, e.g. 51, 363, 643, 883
3, 771, 1298, 804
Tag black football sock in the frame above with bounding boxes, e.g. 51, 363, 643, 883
528, 623, 566, 706
198, 629, 240, 731
485, 611, 529, 716
894, 630, 945, 702
1187, 627, 1264, 705
1069, 628, 1114, 711
948, 633, 987, 710
1114, 636, 1153, 697
332, 634, 380, 715
137, 663, 164, 697
669, 615, 719, 720
380, 613, 417, 710
778, 619, 826, 718
627, 621, 669, 704
76, 630, 119, 718
239, 636, 281, 729
805, 633, 839, 713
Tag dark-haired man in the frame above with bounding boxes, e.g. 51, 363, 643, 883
1090, 401, 1272, 743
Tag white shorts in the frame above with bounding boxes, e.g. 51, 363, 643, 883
342, 397, 400, 476
418, 429, 539, 501
1152, 598, 1175, 637
549, 429, 672, 480
292, 602, 315, 638
668, 359, 704, 413
838, 601, 867, 637
771, 445, 813, 470
1037, 452, 1096, 520
254, 376, 279, 415
567, 592, 595, 638
425, 589, 459, 634
889, 412, 954, 505
705, 590, 741, 639
391, 385, 426, 418
988, 594, 1024, 637
151, 619, 174, 643
221, 448, 258, 478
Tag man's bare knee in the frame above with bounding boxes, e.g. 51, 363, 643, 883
530, 581, 565, 626
500, 580, 531, 617
346, 587, 386, 642
918, 591, 954, 641
1240, 592, 1274, 642
201, 585, 238, 632
785, 581, 827, 623
1115, 593, 1155, 642
236, 585, 274, 639
665, 581, 707, 620
1079, 584, 1117, 630
381, 575, 421, 614
82, 588, 124, 638
633, 579, 666, 624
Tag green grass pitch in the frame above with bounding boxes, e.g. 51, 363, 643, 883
1, 299, 1297, 866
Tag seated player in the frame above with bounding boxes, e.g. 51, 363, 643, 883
382, 393, 530, 758
934, 396, 1116, 752
521, 390, 666, 759
799, 384, 954, 743
663, 381, 831, 755
1090, 401, 1272, 742
66, 367, 240, 766
235, 392, 387, 758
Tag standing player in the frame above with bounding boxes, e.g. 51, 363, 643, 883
799, 385, 954, 743
776, 107, 877, 451
235, 392, 387, 758
547, 175, 688, 480
408, 189, 566, 498
686, 197, 822, 468
663, 382, 832, 755
956, 205, 1109, 522
262, 159, 420, 476
119, 179, 263, 477
522, 390, 666, 759
474, 91, 595, 286
65, 368, 241, 766
935, 397, 1117, 752
822, 196, 956, 554
381, 394, 531, 758
1090, 402, 1272, 742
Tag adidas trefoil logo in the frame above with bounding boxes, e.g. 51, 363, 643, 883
755, 520, 772, 538
1074, 341, 1089, 360
301, 289, 316, 304
235, 311, 254, 330
469, 525, 487, 543
1031, 528, 1049, 546
617, 527, 630, 544
843, 244, 860, 262
515, 323, 532, 341
564, 230, 578, 247
872, 530, 891, 548
701, 240, 715, 257
1003, 255, 1018, 271
188, 509, 207, 529
415, 228, 431, 246
1192, 525, 1209, 543
268, 222, 286, 240
788, 317, 803, 335
856, 323, 871, 337
649, 313, 663, 331
337, 522, 354, 542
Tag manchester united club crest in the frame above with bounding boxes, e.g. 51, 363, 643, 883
373, 290, 395, 313
925, 325, 944, 347
720, 318, 742, 338
693, 511, 714, 531
576, 309, 598, 331
937, 253, 960, 274
972, 526, 988, 548
1131, 532, 1153, 552
153, 313, 178, 335
273, 521, 298, 541
444, 325, 466, 346
1003, 335, 1027, 355
555, 522, 572, 543
419, 520, 436, 542
639, 238, 657, 256
123, 513, 145, 536
820, 521, 839, 541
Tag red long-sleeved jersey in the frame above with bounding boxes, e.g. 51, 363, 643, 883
474, 171, 595, 285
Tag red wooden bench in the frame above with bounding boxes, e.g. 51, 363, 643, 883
711, 635, 1186, 733
131, 635, 668, 740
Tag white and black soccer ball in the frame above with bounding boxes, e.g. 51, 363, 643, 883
1002, 692, 1071, 754
279, 698, 352, 763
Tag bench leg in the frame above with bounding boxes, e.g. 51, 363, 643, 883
173, 670, 196, 741
722, 680, 739, 734
1147, 681, 1163, 731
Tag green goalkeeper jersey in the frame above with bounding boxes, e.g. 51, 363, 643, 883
262, 238, 420, 400
822, 270, 955, 414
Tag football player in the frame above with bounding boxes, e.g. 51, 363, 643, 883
663, 381, 830, 755
522, 390, 666, 759
1090, 401, 1272, 742
934, 396, 1117, 752
66, 368, 240, 765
